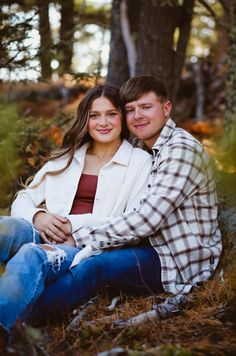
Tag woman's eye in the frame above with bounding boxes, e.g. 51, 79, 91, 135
108, 112, 117, 117
89, 113, 98, 119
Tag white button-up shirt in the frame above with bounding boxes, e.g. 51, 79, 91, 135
11, 140, 152, 231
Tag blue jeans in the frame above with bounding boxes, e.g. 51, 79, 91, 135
0, 216, 41, 264
33, 242, 162, 322
0, 240, 162, 332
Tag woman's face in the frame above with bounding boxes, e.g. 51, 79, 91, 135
88, 97, 122, 144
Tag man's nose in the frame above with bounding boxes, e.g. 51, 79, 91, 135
134, 108, 143, 119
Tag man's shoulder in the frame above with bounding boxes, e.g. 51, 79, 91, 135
167, 126, 204, 153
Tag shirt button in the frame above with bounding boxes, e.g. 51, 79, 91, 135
148, 184, 151, 188
82, 244, 86, 248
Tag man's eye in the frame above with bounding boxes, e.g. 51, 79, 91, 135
143, 105, 151, 110
126, 108, 134, 114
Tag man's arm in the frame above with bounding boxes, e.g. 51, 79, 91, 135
74, 144, 207, 249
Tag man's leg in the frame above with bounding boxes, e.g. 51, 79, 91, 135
0, 216, 41, 263
32, 244, 162, 321
0, 242, 79, 333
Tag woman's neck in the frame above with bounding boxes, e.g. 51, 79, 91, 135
88, 138, 122, 159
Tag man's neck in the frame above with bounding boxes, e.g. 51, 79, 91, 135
143, 131, 161, 150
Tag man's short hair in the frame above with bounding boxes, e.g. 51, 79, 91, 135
119, 74, 169, 105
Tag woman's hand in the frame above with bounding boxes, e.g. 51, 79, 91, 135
33, 212, 71, 243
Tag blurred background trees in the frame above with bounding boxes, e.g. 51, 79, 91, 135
0, 0, 235, 209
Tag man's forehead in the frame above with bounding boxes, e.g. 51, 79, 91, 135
125, 92, 161, 106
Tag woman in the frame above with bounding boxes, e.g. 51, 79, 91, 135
0, 84, 162, 335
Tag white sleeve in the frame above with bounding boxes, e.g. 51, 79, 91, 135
11, 163, 49, 223
68, 214, 111, 233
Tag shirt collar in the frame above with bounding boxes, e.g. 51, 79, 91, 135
110, 139, 133, 166
152, 117, 176, 153
74, 139, 133, 166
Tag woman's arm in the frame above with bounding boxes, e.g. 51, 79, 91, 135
11, 162, 69, 243
11, 163, 49, 222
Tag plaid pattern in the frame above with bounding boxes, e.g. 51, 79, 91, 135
75, 118, 222, 295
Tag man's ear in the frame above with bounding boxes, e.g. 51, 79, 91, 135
164, 100, 172, 117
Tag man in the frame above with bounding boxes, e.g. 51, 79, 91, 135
67, 74, 222, 295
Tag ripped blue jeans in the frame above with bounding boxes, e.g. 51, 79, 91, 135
0, 241, 162, 333
0, 242, 79, 333
0, 216, 41, 264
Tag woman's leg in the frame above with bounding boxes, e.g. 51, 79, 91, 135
0, 216, 41, 263
32, 245, 162, 321
0, 242, 79, 333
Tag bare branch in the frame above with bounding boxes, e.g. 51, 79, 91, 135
198, 0, 228, 28
218, 0, 230, 13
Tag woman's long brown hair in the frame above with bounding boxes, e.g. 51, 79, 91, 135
26, 84, 128, 187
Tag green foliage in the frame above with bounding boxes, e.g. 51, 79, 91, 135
0, 103, 71, 209
187, 1, 223, 58
217, 117, 236, 170
0, 104, 23, 209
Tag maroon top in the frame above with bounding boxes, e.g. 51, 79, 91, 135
70, 174, 98, 214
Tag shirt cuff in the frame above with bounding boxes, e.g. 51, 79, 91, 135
72, 227, 91, 248
30, 208, 48, 224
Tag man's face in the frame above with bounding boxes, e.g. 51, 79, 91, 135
125, 92, 172, 148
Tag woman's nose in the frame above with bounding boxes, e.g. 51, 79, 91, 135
99, 115, 108, 126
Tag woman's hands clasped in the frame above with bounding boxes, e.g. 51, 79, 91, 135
33, 211, 75, 245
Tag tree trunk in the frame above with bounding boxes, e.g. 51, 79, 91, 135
59, 0, 74, 74
38, 0, 52, 79
106, 0, 130, 87
107, 0, 194, 98
136, 0, 194, 101
225, 0, 236, 131
172, 0, 195, 101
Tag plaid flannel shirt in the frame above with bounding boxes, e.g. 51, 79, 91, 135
75, 118, 222, 295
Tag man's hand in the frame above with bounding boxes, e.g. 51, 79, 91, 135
33, 212, 71, 243
61, 234, 76, 247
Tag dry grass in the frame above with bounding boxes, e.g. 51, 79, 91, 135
26, 274, 234, 356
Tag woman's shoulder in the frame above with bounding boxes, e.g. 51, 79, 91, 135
42, 154, 71, 171
132, 146, 151, 158
121, 140, 151, 164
